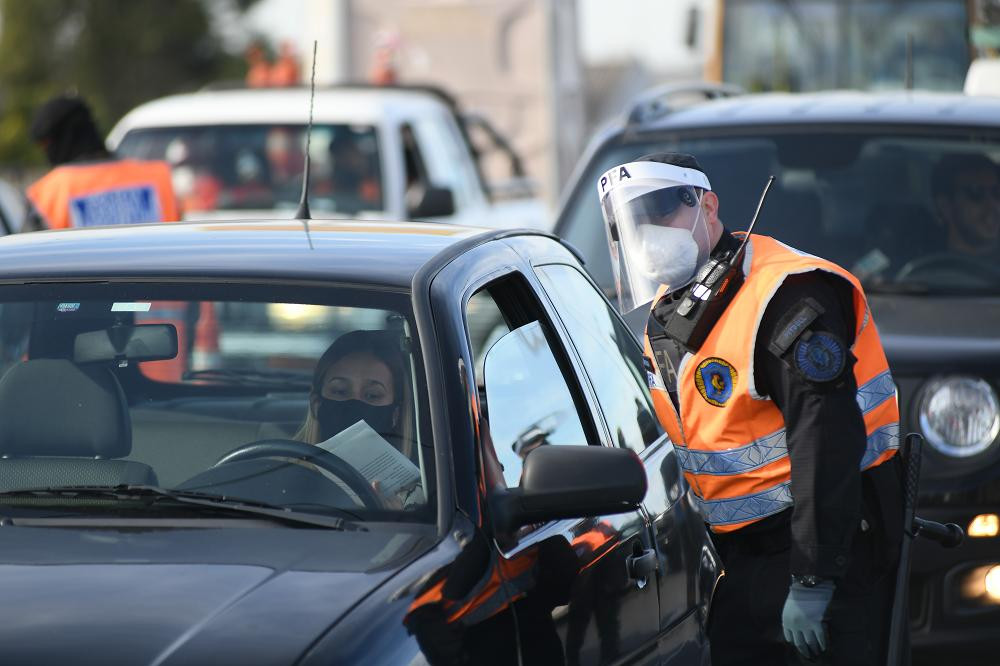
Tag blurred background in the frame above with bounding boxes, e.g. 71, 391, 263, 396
3, 0, 997, 213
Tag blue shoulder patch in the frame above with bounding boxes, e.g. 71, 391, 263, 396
793, 331, 846, 383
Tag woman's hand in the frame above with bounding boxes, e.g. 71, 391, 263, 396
372, 480, 404, 510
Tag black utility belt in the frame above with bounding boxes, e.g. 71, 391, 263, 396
711, 511, 793, 557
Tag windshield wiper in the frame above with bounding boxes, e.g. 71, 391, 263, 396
0, 485, 363, 531
181, 368, 312, 389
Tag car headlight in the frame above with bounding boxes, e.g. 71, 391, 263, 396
918, 376, 1000, 458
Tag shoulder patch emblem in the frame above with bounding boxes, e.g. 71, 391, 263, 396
793, 331, 846, 383
695, 357, 737, 407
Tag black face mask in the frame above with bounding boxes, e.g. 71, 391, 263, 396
316, 398, 396, 441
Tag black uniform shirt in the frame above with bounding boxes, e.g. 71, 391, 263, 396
753, 269, 867, 579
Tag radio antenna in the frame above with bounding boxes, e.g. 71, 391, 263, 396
295, 40, 318, 223
731, 175, 775, 264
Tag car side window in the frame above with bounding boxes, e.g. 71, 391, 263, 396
466, 289, 510, 382
535, 264, 663, 452
412, 113, 481, 210
466, 275, 593, 489
400, 123, 429, 194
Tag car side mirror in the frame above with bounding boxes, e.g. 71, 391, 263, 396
490, 445, 647, 534
407, 184, 455, 219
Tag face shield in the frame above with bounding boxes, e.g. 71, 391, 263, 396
597, 161, 713, 313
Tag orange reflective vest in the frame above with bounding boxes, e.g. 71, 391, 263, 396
27, 159, 179, 229
644, 234, 899, 533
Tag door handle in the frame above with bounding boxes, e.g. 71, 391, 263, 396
626, 548, 658, 582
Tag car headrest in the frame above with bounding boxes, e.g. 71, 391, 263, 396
0, 359, 131, 458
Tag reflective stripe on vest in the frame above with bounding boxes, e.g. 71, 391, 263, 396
27, 159, 179, 229
644, 234, 900, 533
674, 368, 897, 477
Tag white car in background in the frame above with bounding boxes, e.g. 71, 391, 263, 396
108, 85, 550, 230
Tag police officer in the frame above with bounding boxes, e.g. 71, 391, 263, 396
26, 94, 179, 230
598, 153, 903, 665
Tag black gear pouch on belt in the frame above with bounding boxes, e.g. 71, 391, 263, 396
861, 457, 904, 572
711, 512, 793, 559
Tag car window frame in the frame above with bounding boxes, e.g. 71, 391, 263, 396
530, 259, 669, 457
532, 261, 666, 454
459, 267, 604, 454
456, 266, 619, 552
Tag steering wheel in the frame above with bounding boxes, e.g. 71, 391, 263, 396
896, 253, 1000, 284
213, 439, 381, 507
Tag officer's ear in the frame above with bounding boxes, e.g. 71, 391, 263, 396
701, 190, 721, 227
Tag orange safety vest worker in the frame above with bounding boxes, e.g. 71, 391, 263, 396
644, 234, 899, 533
26, 159, 211, 382
26, 158, 179, 230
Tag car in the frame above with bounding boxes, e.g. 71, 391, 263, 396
107, 85, 550, 231
0, 220, 718, 664
555, 84, 1000, 661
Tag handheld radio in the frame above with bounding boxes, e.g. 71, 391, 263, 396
661, 175, 775, 353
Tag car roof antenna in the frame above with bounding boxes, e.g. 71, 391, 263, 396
295, 40, 317, 246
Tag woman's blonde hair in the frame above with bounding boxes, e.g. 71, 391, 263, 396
295, 329, 414, 458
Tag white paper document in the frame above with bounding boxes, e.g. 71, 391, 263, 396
317, 420, 424, 505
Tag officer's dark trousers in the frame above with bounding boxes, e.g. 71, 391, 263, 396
707, 516, 899, 666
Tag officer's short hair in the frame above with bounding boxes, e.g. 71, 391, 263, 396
635, 152, 708, 193
931, 153, 999, 200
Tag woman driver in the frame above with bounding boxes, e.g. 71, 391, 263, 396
296, 329, 417, 505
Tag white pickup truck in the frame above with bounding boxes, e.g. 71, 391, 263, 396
108, 85, 550, 230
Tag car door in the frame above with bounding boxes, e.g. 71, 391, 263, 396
462, 268, 662, 665
533, 260, 719, 659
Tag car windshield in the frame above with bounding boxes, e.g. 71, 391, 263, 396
0, 282, 431, 523
116, 124, 384, 217
561, 128, 1000, 297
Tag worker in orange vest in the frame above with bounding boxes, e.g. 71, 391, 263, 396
268, 41, 301, 87
26, 94, 179, 230
25, 95, 207, 383
245, 41, 272, 88
599, 153, 903, 665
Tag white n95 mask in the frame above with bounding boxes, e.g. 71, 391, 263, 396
634, 224, 702, 292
